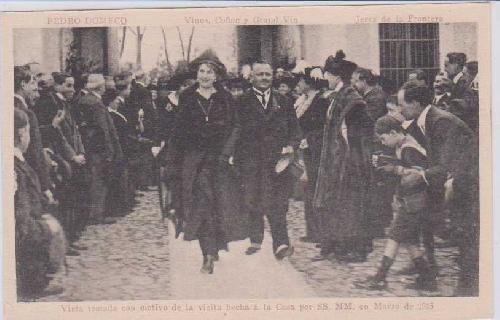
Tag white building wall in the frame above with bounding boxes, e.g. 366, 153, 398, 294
302, 24, 379, 72
14, 28, 73, 72
439, 22, 477, 66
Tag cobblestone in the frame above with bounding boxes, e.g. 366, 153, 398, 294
36, 190, 459, 301
286, 199, 459, 297
38, 190, 171, 302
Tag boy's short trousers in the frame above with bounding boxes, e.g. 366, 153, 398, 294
388, 195, 426, 244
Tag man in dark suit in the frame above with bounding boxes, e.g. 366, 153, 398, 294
14, 66, 55, 206
76, 74, 122, 225
432, 72, 452, 110
127, 71, 151, 127
351, 67, 389, 238
107, 76, 134, 216
400, 81, 479, 296
236, 61, 302, 260
351, 68, 387, 123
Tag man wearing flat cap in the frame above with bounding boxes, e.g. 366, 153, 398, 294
76, 74, 122, 224
235, 60, 302, 260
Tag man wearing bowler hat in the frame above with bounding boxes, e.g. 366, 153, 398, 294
235, 60, 302, 260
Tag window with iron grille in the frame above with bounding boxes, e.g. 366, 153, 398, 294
379, 23, 440, 91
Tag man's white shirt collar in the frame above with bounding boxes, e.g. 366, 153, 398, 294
453, 71, 464, 84
108, 107, 128, 122
56, 92, 66, 101
417, 104, 432, 135
334, 81, 344, 93
434, 92, 449, 103
253, 87, 271, 108
91, 91, 102, 100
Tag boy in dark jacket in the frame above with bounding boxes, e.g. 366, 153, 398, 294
355, 115, 437, 291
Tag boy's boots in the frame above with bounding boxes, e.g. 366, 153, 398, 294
354, 255, 393, 290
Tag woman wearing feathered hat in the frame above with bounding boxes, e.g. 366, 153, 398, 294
312, 50, 373, 263
164, 49, 245, 274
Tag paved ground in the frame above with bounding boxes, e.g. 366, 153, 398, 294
38, 190, 460, 301
286, 199, 460, 297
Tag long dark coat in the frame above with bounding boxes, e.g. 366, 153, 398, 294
15, 156, 52, 299
14, 96, 52, 191
165, 86, 246, 242
313, 85, 372, 246
76, 92, 122, 162
235, 89, 302, 216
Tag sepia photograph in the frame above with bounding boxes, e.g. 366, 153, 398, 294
1, 3, 493, 320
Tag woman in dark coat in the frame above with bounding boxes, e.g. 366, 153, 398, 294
294, 67, 329, 243
313, 51, 373, 262
165, 50, 244, 274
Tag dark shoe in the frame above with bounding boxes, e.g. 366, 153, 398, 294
174, 218, 184, 239
311, 253, 327, 262
406, 276, 438, 291
395, 263, 417, 275
200, 255, 214, 274
245, 246, 261, 255
66, 247, 80, 256
354, 275, 387, 290
101, 217, 118, 224
315, 243, 322, 248
71, 243, 87, 251
38, 284, 64, 297
275, 245, 294, 260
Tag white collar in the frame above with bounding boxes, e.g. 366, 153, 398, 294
136, 81, 146, 87
363, 86, 375, 96
253, 87, 271, 97
452, 71, 464, 84
56, 92, 66, 101
334, 81, 344, 93
91, 91, 102, 99
434, 92, 449, 101
116, 95, 125, 103
417, 104, 432, 135
14, 147, 25, 162
168, 91, 179, 106
14, 94, 28, 108
108, 107, 128, 122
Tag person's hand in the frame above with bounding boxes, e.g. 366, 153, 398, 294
281, 146, 294, 154
43, 189, 57, 205
51, 109, 65, 128
400, 171, 425, 189
72, 154, 86, 165
151, 146, 161, 158
376, 164, 395, 174
41, 214, 62, 234
299, 139, 308, 150
444, 178, 454, 203
371, 154, 379, 168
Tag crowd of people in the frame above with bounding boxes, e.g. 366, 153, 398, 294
14, 47, 479, 300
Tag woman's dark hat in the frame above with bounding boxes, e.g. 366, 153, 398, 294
189, 49, 227, 76
324, 50, 358, 80
275, 75, 297, 89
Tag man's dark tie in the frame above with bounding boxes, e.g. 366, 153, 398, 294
256, 92, 266, 108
